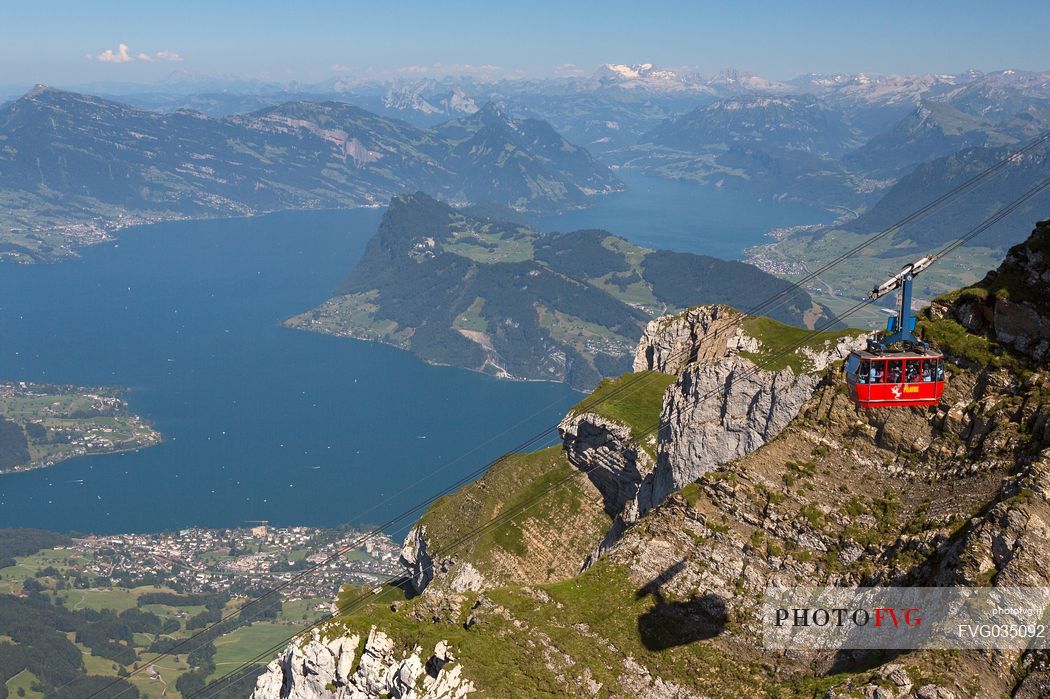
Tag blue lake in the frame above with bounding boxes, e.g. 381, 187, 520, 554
537, 169, 833, 259
0, 174, 830, 534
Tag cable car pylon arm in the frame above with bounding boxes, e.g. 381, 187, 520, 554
865, 255, 938, 354
867, 255, 937, 300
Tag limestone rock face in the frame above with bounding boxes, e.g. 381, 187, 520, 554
399, 525, 434, 595
994, 298, 1050, 360
653, 355, 824, 502
990, 221, 1050, 361
250, 627, 474, 699
558, 412, 656, 516
632, 304, 747, 374
568, 304, 865, 560
940, 220, 1050, 361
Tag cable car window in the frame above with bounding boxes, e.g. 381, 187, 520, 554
858, 359, 870, 383
921, 360, 932, 382
886, 360, 902, 384
905, 359, 920, 383
935, 358, 945, 381
869, 360, 884, 384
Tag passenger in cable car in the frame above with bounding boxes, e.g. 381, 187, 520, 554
858, 359, 870, 383
922, 364, 932, 382
936, 361, 944, 381
887, 361, 902, 383
905, 360, 920, 383
870, 362, 883, 383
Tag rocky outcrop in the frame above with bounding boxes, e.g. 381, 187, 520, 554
558, 412, 656, 517
653, 355, 827, 501
251, 627, 474, 699
938, 220, 1050, 361
399, 528, 486, 596
399, 525, 435, 595
632, 304, 750, 374
572, 305, 865, 552
988, 220, 1050, 360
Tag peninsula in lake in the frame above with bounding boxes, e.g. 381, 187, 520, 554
0, 381, 161, 473
285, 193, 831, 390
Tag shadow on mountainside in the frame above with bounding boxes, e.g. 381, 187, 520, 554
635, 560, 726, 651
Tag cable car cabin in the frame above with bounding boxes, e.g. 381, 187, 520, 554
845, 255, 947, 409
845, 350, 945, 408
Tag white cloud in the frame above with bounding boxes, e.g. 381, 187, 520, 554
97, 43, 133, 63
94, 44, 183, 64
331, 63, 354, 73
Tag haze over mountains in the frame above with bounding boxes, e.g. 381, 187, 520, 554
0, 87, 620, 261
2, 62, 1048, 278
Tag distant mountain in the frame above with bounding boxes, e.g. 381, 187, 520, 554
430, 104, 621, 207
285, 193, 829, 390
703, 69, 792, 94
591, 63, 709, 93
382, 81, 479, 120
610, 69, 1050, 210
844, 141, 1050, 251
614, 94, 866, 208
646, 94, 859, 156
790, 72, 960, 136
937, 73, 1050, 122
842, 100, 1019, 178
0, 87, 620, 263
112, 91, 302, 117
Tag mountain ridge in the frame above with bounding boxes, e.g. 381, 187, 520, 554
284, 193, 830, 390
0, 86, 621, 263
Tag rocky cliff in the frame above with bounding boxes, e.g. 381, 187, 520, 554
927, 219, 1050, 362
560, 307, 865, 561
251, 627, 473, 699
255, 221, 1050, 698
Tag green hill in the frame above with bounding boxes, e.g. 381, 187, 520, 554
285, 193, 829, 390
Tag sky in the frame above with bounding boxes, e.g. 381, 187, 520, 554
2, 0, 1049, 89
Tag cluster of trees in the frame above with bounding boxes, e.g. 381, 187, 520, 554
0, 595, 139, 699
0, 573, 284, 697
0, 418, 30, 471
169, 588, 281, 696
0, 529, 71, 568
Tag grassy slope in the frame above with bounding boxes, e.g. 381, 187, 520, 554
328, 559, 774, 698
739, 316, 861, 373
419, 446, 609, 584
569, 371, 675, 443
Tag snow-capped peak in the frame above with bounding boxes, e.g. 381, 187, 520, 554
594, 63, 679, 82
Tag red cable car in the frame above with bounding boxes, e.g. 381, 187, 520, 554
844, 256, 946, 409
845, 350, 945, 408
